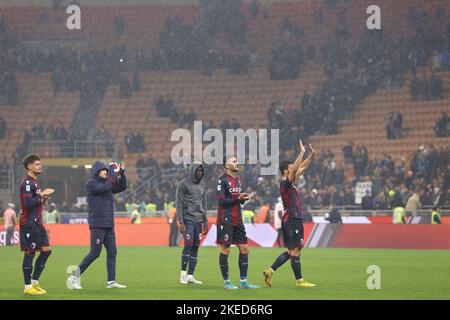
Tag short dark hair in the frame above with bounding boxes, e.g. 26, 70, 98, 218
223, 155, 235, 168
279, 160, 291, 174
22, 154, 41, 170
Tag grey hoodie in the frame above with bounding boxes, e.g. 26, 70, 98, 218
176, 162, 207, 224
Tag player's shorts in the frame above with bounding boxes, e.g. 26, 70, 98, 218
281, 219, 304, 249
20, 222, 49, 252
183, 220, 203, 246
216, 223, 247, 245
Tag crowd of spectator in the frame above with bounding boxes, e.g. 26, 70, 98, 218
0, 115, 5, 139
27, 122, 70, 142
432, 49, 450, 71
125, 141, 448, 213
268, 17, 305, 80
279, 2, 446, 145
435, 112, 450, 137
125, 131, 145, 153
0, 155, 9, 189
410, 73, 444, 101
0, 69, 17, 106
86, 126, 115, 157
154, 95, 197, 126
2, 3, 450, 214
136, 155, 159, 180
0, 23, 18, 106
385, 112, 403, 139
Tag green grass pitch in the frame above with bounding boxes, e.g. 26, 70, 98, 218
1, 246, 450, 300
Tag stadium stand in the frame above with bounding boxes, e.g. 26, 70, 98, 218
0, 0, 449, 211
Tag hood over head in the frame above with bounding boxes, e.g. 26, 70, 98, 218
91, 161, 108, 179
190, 161, 204, 184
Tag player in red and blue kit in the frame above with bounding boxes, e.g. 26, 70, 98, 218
263, 140, 317, 288
19, 154, 55, 295
216, 155, 260, 290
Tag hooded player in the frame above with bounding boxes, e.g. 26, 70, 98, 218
67, 161, 127, 290
176, 162, 208, 285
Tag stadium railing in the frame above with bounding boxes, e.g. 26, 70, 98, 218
125, 166, 188, 201
56, 209, 448, 222
29, 140, 113, 158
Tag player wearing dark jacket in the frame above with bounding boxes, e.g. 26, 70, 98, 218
86, 161, 127, 229
67, 161, 127, 290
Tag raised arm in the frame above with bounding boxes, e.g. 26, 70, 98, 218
288, 139, 306, 182
112, 170, 127, 194
295, 144, 316, 179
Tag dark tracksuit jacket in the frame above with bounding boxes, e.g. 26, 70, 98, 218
79, 161, 127, 282
86, 161, 127, 229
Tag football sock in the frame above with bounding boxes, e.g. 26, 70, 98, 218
181, 246, 192, 272
187, 246, 199, 275
238, 253, 249, 280
271, 251, 291, 271
22, 252, 35, 285
290, 256, 302, 280
32, 250, 51, 281
219, 253, 229, 281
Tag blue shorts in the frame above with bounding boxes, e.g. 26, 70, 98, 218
183, 220, 203, 246
20, 222, 49, 252
282, 219, 304, 249
216, 223, 247, 246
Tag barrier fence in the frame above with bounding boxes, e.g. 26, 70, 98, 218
1, 216, 450, 249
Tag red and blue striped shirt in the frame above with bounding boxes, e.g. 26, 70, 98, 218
279, 177, 303, 221
216, 173, 244, 226
19, 175, 43, 226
